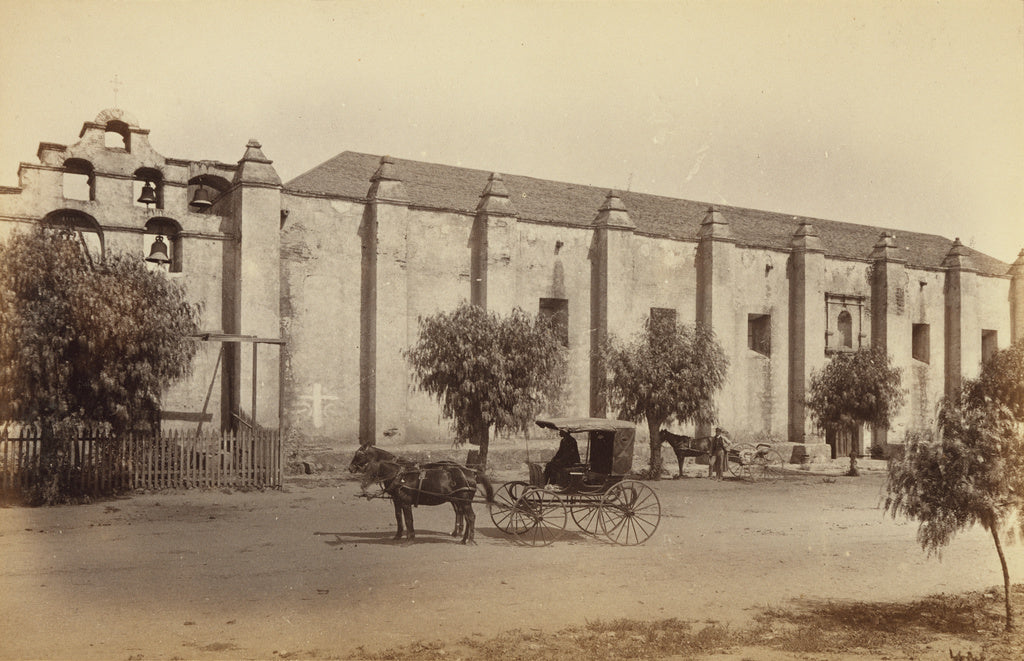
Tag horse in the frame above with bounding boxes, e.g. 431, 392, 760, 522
348, 443, 470, 537
659, 430, 712, 478
359, 459, 495, 544
348, 443, 409, 473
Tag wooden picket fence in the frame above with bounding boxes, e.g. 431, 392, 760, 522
0, 426, 282, 500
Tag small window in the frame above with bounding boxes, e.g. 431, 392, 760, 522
650, 308, 677, 336
912, 324, 930, 363
982, 329, 998, 364
539, 298, 569, 347
748, 314, 771, 356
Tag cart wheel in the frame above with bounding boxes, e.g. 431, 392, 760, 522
750, 447, 785, 481
490, 481, 532, 534
570, 500, 602, 535
598, 480, 661, 545
728, 443, 755, 479
514, 487, 566, 546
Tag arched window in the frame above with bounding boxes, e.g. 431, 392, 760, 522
144, 217, 183, 273
42, 209, 103, 263
134, 167, 163, 210
63, 158, 94, 201
104, 120, 131, 151
837, 310, 853, 349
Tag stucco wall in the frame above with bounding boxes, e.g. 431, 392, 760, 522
279, 195, 364, 445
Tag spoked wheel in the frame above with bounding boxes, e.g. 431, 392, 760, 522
728, 444, 755, 480
514, 487, 567, 546
490, 481, 532, 534
598, 480, 661, 545
749, 447, 785, 481
570, 498, 602, 535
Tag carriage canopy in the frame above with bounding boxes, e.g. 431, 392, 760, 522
535, 417, 636, 476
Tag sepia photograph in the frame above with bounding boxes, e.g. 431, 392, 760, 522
1, 1, 1022, 659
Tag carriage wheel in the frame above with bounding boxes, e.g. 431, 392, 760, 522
598, 480, 661, 546
570, 500, 602, 535
728, 443, 755, 479
750, 448, 785, 481
514, 487, 567, 546
490, 481, 533, 534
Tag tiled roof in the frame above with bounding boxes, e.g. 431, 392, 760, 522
286, 152, 1009, 277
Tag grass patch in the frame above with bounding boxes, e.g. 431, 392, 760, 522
347, 585, 1024, 660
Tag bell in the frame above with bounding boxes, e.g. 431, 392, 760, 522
137, 181, 158, 206
190, 185, 213, 209
145, 235, 171, 264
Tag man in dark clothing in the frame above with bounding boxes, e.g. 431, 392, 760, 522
544, 431, 581, 486
710, 427, 732, 480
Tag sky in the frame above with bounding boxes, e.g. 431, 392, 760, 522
1, 0, 1021, 263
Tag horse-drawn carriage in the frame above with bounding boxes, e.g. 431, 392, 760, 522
660, 430, 786, 481
488, 417, 661, 546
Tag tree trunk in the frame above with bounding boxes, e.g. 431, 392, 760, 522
475, 422, 491, 470
990, 524, 1014, 631
647, 417, 664, 480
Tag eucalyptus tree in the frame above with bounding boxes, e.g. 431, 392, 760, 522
404, 302, 566, 469
603, 317, 728, 478
886, 341, 1024, 631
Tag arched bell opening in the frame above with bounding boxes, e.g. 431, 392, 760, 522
41, 209, 104, 264
62, 158, 95, 202
134, 167, 164, 210
187, 173, 230, 213
144, 217, 183, 273
104, 120, 131, 152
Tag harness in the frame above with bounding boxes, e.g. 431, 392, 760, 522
372, 464, 477, 506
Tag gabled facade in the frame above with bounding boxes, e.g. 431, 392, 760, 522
2, 110, 1022, 459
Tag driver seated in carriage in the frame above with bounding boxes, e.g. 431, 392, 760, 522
543, 430, 581, 487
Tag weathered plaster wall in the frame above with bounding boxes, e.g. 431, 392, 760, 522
404, 209, 475, 442
903, 267, 947, 435
516, 221, 592, 417
279, 195, 364, 445
722, 246, 790, 440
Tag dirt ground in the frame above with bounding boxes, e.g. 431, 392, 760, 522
1, 463, 1021, 660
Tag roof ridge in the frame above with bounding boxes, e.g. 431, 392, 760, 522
284, 150, 1008, 273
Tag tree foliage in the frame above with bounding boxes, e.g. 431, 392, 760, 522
966, 339, 1024, 421
0, 227, 200, 500
885, 342, 1024, 631
604, 318, 728, 477
807, 347, 905, 433
404, 302, 566, 468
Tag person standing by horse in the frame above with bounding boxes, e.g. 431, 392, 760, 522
710, 427, 732, 480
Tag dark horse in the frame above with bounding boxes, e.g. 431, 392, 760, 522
360, 459, 495, 544
659, 430, 711, 478
349, 443, 469, 537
